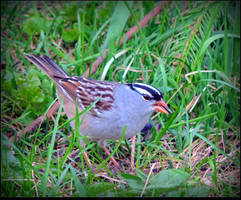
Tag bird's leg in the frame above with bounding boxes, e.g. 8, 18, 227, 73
82, 145, 104, 173
82, 141, 123, 173
101, 146, 124, 173
83, 147, 92, 167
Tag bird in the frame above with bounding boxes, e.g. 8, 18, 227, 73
24, 54, 171, 171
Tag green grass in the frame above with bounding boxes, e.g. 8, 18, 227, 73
1, 1, 240, 197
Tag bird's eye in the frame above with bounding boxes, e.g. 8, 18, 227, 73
143, 95, 152, 101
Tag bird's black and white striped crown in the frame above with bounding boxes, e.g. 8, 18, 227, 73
127, 83, 163, 101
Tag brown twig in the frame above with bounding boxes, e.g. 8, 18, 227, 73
83, 2, 167, 77
10, 101, 60, 143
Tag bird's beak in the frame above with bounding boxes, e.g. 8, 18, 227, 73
153, 98, 172, 115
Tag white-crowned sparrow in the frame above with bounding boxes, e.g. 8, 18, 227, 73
25, 54, 171, 170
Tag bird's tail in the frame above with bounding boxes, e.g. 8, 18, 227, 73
24, 54, 68, 80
